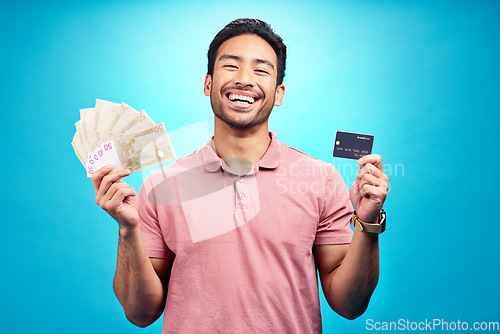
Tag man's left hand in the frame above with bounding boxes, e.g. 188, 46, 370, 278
350, 154, 389, 223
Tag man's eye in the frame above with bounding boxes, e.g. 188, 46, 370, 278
255, 69, 269, 74
223, 64, 238, 69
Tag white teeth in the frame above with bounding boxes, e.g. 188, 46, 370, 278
228, 93, 255, 104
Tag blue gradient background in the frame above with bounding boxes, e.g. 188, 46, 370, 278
2, 1, 499, 333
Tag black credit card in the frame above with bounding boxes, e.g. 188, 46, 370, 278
333, 131, 374, 159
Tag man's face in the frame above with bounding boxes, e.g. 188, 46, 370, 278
204, 34, 285, 129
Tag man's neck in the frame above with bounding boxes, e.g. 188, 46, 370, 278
212, 118, 271, 165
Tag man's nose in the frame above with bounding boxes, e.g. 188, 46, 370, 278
234, 66, 254, 87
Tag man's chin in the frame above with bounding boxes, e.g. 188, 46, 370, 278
214, 112, 262, 129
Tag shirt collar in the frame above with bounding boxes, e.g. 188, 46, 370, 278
201, 131, 281, 173
258, 131, 281, 169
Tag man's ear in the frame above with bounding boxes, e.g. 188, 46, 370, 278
274, 84, 285, 106
203, 75, 212, 96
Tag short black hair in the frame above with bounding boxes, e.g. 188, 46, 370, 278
207, 18, 287, 85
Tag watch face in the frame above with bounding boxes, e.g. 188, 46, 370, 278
379, 210, 386, 224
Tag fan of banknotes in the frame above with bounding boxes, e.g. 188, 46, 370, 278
71, 99, 175, 177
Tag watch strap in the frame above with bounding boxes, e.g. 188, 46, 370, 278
352, 209, 386, 234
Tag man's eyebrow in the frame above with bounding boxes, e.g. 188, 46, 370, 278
218, 54, 241, 62
254, 58, 275, 70
218, 54, 275, 70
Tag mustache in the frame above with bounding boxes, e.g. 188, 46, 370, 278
221, 85, 264, 99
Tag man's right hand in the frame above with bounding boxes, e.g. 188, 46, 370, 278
91, 165, 139, 229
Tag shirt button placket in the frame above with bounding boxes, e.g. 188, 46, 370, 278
235, 175, 248, 212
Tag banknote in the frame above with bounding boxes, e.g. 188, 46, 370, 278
94, 99, 121, 142
74, 120, 88, 156
81, 107, 98, 151
85, 123, 174, 177
103, 102, 140, 139
71, 131, 86, 167
78, 108, 94, 151
112, 123, 174, 174
115, 109, 156, 137
72, 99, 175, 177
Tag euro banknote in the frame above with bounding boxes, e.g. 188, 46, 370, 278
71, 99, 175, 177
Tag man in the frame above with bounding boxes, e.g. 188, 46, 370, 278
92, 18, 389, 333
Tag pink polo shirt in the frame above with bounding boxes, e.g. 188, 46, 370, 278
138, 132, 353, 333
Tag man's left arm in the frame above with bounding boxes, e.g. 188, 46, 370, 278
313, 154, 389, 320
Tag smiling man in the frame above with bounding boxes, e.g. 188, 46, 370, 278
206, 33, 284, 131
91, 19, 389, 333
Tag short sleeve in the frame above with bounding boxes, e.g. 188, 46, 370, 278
138, 174, 175, 259
314, 165, 354, 245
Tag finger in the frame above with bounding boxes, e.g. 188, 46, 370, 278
99, 180, 132, 206
103, 186, 137, 212
359, 173, 383, 188
358, 175, 389, 197
91, 165, 114, 194
104, 181, 134, 202
358, 154, 383, 172
356, 163, 387, 181
359, 183, 386, 200
96, 169, 131, 200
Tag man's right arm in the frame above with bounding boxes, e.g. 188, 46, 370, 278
91, 166, 172, 327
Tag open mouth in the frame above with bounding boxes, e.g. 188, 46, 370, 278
226, 92, 259, 106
